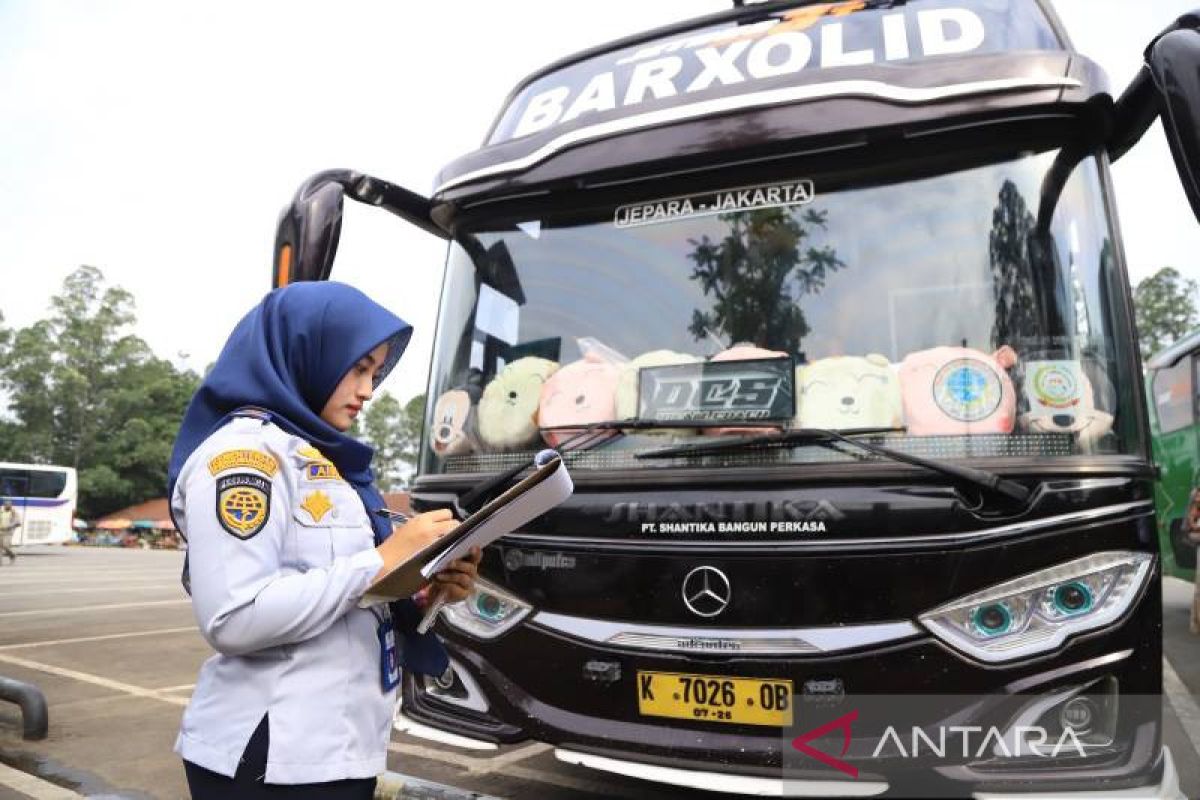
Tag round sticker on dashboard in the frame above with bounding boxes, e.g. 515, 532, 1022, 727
1031, 363, 1081, 410
933, 359, 1003, 422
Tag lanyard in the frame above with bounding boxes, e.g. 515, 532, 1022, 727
369, 604, 400, 691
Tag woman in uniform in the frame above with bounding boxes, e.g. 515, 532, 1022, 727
167, 281, 479, 798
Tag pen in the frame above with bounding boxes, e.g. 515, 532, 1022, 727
374, 507, 411, 523
416, 590, 448, 634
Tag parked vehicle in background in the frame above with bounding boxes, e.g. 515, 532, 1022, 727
1147, 331, 1200, 581
0, 462, 78, 546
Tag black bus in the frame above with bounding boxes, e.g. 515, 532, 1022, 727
273, 1, 1200, 795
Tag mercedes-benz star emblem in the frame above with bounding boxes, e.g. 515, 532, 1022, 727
682, 566, 731, 618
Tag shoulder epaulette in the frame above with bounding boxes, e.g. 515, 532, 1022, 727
232, 406, 273, 423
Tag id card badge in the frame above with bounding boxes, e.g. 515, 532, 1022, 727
374, 609, 400, 691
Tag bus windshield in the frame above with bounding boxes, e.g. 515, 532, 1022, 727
422, 148, 1141, 476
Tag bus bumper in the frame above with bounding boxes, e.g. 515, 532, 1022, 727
548, 745, 1183, 798
972, 746, 1182, 799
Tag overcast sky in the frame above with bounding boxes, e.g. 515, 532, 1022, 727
2, 0, 1198, 403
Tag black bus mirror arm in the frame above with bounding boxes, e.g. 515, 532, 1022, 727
1107, 66, 1160, 165
271, 169, 449, 289
345, 173, 449, 240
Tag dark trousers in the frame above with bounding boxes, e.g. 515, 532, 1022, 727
183, 716, 377, 799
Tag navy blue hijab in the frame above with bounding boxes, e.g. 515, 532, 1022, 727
169, 281, 448, 675
169, 281, 409, 498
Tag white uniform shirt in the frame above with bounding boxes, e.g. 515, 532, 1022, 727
172, 416, 393, 784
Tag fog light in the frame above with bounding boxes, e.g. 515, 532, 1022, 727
1060, 696, 1096, 734
418, 658, 490, 714
433, 666, 456, 691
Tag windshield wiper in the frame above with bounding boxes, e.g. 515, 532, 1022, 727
456, 418, 726, 513
636, 427, 1032, 503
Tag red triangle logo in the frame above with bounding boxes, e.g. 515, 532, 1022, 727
790, 709, 859, 778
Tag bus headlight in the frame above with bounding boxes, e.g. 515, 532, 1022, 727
919, 551, 1152, 663
441, 577, 532, 640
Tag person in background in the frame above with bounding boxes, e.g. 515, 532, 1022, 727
1186, 486, 1200, 634
168, 282, 479, 799
0, 499, 19, 564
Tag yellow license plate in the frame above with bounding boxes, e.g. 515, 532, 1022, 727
637, 671, 794, 726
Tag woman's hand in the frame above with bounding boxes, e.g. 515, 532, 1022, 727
428, 546, 482, 605
373, 509, 458, 578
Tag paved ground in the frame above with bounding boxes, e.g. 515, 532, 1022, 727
1, 547, 1199, 799
0, 548, 706, 800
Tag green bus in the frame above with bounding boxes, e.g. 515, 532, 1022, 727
1148, 331, 1200, 580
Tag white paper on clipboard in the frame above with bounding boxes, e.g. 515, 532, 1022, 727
420, 459, 573, 578
359, 456, 573, 605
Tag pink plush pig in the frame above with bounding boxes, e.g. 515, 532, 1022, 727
704, 344, 790, 436
538, 350, 622, 447
899, 346, 1019, 435
711, 344, 787, 363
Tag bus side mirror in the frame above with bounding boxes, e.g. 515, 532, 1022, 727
1111, 13, 1200, 225
1148, 25, 1200, 224
273, 171, 348, 288
270, 169, 448, 289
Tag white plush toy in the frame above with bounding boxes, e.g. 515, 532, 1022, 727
1018, 360, 1114, 447
614, 347, 700, 438
797, 355, 903, 430
615, 349, 701, 430
478, 357, 560, 450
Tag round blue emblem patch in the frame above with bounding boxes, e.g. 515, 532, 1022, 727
932, 359, 1002, 422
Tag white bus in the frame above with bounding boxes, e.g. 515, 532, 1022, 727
0, 462, 78, 546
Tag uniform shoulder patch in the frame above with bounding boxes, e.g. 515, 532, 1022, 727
215, 473, 272, 539
209, 449, 279, 477
300, 490, 334, 524
304, 462, 343, 482
297, 444, 343, 482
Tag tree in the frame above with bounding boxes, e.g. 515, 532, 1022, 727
48, 266, 146, 470
0, 311, 12, 369
100, 355, 200, 509
0, 312, 26, 464
0, 321, 56, 462
1134, 267, 1199, 361
360, 392, 426, 491
686, 207, 844, 355
399, 393, 425, 473
988, 180, 1042, 349
0, 266, 199, 517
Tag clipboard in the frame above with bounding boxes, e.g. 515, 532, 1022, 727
359, 455, 573, 605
